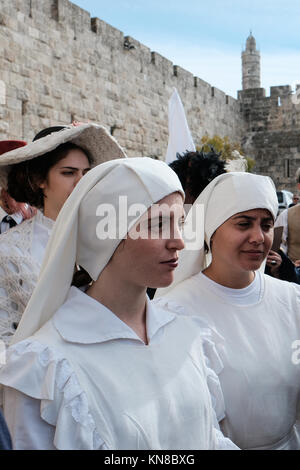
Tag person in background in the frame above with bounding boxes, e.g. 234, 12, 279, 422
0, 158, 236, 450
155, 171, 300, 450
272, 168, 300, 280
0, 409, 11, 450
169, 147, 227, 204
0, 188, 37, 233
0, 123, 126, 346
275, 168, 300, 261
0, 141, 37, 234
288, 193, 299, 208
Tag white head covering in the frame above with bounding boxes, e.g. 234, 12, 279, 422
12, 157, 184, 344
156, 171, 278, 297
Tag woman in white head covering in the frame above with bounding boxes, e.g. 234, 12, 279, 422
0, 123, 125, 347
155, 171, 300, 450
0, 158, 237, 450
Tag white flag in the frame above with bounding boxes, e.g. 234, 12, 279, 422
165, 88, 196, 165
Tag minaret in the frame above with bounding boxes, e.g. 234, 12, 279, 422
242, 32, 261, 89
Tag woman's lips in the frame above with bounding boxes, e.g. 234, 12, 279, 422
160, 258, 179, 268
242, 251, 264, 259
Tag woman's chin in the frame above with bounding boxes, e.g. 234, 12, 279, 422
242, 260, 264, 272
149, 274, 175, 289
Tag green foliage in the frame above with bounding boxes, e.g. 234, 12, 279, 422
197, 134, 255, 173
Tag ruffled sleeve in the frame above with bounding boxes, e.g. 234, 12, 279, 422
214, 428, 239, 450
0, 339, 104, 450
152, 298, 226, 423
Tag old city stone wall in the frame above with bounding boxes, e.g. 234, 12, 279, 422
0, 0, 244, 160
1, 0, 300, 192
239, 86, 300, 191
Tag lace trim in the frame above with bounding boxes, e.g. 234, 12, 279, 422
0, 219, 37, 346
3, 340, 103, 450
34, 211, 55, 232
0, 214, 54, 346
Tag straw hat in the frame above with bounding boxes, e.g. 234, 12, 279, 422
0, 123, 127, 188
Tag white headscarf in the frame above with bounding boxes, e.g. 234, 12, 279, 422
12, 157, 184, 344
155, 171, 278, 297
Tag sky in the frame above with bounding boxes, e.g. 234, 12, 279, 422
71, 0, 300, 98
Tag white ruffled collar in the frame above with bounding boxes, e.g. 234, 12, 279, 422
53, 286, 175, 345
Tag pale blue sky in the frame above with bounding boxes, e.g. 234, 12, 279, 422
72, 0, 300, 98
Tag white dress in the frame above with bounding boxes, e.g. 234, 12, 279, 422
0, 287, 237, 450
0, 211, 54, 346
157, 271, 300, 450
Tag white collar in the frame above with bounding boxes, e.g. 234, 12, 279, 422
0, 206, 23, 224
53, 286, 176, 344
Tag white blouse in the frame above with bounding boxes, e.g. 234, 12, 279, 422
0, 211, 54, 346
157, 271, 300, 449
0, 287, 237, 450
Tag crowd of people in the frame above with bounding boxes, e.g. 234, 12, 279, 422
0, 122, 299, 450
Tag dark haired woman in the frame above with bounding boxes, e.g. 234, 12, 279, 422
0, 123, 126, 346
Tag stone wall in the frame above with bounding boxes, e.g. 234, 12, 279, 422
0, 0, 244, 160
239, 86, 300, 191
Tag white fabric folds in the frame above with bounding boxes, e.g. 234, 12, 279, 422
156, 171, 278, 296
12, 157, 184, 344
165, 88, 196, 165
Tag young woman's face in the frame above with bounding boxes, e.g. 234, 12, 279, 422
210, 208, 274, 273
111, 192, 185, 289
40, 149, 90, 217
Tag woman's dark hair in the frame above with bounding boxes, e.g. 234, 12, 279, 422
8, 142, 93, 209
169, 147, 226, 201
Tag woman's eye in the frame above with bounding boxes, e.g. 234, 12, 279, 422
62, 171, 75, 176
150, 221, 163, 231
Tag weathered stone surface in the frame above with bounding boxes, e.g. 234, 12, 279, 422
0, 0, 244, 154
0, 1, 300, 191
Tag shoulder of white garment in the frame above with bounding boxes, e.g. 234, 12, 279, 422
0, 336, 104, 450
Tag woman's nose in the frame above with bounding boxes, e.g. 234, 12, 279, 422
249, 225, 264, 244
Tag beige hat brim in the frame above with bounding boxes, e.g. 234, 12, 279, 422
0, 123, 127, 188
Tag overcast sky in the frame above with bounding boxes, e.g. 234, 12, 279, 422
72, 0, 300, 98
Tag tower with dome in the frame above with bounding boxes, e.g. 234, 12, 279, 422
242, 32, 261, 90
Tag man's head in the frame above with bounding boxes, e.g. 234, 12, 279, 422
169, 147, 226, 204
